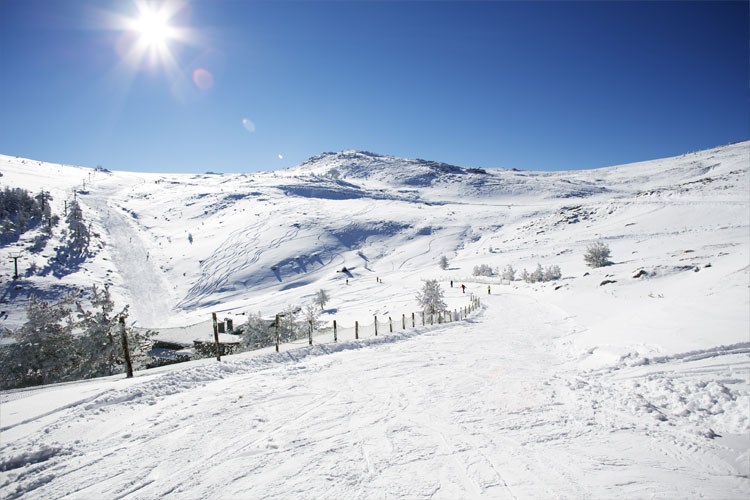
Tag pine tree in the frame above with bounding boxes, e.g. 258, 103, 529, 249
65, 199, 89, 255
439, 255, 449, 270
416, 279, 447, 315
314, 289, 329, 311
72, 285, 118, 378
73, 285, 154, 378
0, 292, 79, 389
280, 305, 301, 342
304, 304, 324, 332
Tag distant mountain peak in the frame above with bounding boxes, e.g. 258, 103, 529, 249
293, 149, 482, 187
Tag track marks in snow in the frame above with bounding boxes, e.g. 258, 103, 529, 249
83, 190, 174, 325
2, 293, 749, 498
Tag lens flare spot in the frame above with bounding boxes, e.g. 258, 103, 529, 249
242, 118, 256, 133
278, 154, 284, 160
192, 68, 213, 90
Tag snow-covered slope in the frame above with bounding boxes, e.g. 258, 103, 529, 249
2, 142, 746, 329
0, 141, 748, 498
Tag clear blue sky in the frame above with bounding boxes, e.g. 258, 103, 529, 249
1, 1, 747, 173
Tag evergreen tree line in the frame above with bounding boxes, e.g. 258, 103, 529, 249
0, 187, 56, 235
0, 286, 154, 390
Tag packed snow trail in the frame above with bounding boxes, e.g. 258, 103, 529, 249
1, 294, 747, 499
82, 184, 174, 327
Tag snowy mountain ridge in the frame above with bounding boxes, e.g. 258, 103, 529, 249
0, 141, 747, 329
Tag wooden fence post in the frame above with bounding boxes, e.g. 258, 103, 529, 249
389, 316, 393, 333
275, 314, 280, 352
308, 319, 313, 345
333, 320, 337, 342
212, 312, 221, 362
119, 316, 133, 378
355, 321, 359, 340
374, 315, 378, 336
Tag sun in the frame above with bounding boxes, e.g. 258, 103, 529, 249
135, 10, 169, 47
113, 1, 189, 70
132, 4, 174, 51
109, 0, 204, 93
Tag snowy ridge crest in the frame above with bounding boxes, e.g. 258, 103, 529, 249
291, 149, 487, 187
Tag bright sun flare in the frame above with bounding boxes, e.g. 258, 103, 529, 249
133, 7, 172, 48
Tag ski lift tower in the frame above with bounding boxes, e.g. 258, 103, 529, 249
9, 252, 22, 280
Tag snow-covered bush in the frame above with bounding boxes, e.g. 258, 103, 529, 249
584, 241, 612, 268
501, 264, 516, 281
521, 263, 563, 283
416, 279, 447, 314
544, 265, 562, 281
240, 312, 273, 350
529, 263, 545, 283
472, 263, 494, 277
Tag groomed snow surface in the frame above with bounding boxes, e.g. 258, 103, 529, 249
1, 142, 749, 498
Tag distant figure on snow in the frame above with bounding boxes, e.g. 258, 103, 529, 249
461, 284, 466, 294
450, 280, 453, 288
488, 285, 491, 295
346, 279, 349, 285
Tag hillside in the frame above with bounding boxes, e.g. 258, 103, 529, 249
0, 142, 748, 498
1, 142, 747, 330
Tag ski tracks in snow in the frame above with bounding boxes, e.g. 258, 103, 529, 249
82, 187, 174, 326
1, 293, 748, 498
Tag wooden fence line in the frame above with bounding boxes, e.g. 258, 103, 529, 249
212, 296, 482, 358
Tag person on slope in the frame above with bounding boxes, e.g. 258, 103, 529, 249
461, 284, 466, 294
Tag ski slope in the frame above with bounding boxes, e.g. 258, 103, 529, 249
1, 141, 748, 498
1, 290, 747, 498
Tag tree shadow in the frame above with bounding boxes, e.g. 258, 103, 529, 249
0, 279, 79, 317
39, 246, 88, 279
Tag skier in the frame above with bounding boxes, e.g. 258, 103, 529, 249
461, 284, 466, 294
450, 280, 453, 288
488, 285, 491, 295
